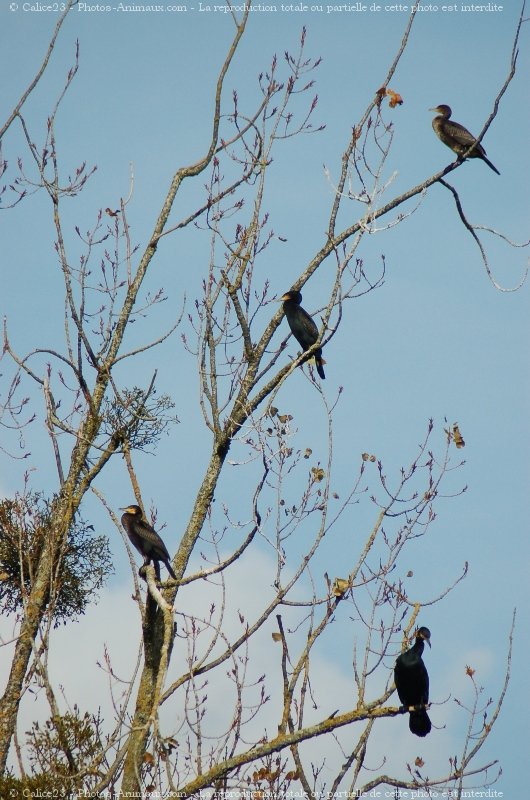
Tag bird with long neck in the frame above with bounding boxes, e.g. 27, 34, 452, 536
430, 104, 500, 175
394, 626, 432, 737
280, 290, 326, 380
120, 504, 176, 580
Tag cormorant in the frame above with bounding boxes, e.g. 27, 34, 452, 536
120, 504, 176, 580
430, 104, 500, 175
394, 626, 432, 737
280, 290, 325, 379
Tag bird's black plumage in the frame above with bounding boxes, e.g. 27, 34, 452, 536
430, 104, 500, 175
281, 290, 325, 379
394, 626, 432, 737
120, 504, 176, 580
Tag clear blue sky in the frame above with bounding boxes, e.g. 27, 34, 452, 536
1, 1, 528, 794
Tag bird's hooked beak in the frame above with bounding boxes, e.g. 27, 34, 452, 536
417, 627, 432, 647
429, 105, 447, 115
280, 290, 302, 303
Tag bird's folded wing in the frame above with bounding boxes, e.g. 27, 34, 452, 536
444, 120, 477, 146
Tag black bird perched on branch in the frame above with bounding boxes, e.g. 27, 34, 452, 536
120, 504, 176, 580
280, 290, 325, 379
394, 626, 432, 737
430, 104, 500, 175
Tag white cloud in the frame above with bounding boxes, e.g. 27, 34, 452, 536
0, 550, 499, 789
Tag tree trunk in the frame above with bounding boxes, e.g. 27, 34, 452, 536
0, 410, 106, 770
120, 444, 227, 794
0, 546, 54, 771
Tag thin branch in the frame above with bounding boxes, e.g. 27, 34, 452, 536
438, 178, 528, 291
0, 2, 75, 141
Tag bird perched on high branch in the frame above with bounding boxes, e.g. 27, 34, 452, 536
281, 290, 326, 380
120, 504, 176, 580
430, 104, 500, 175
394, 626, 432, 737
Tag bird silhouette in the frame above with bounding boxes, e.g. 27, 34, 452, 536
394, 626, 432, 737
281, 290, 325, 379
430, 104, 500, 175
120, 504, 176, 580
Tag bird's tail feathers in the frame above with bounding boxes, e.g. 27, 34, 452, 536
483, 155, 500, 175
409, 708, 431, 737
315, 357, 326, 380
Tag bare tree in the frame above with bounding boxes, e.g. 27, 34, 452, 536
0, 2, 525, 797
